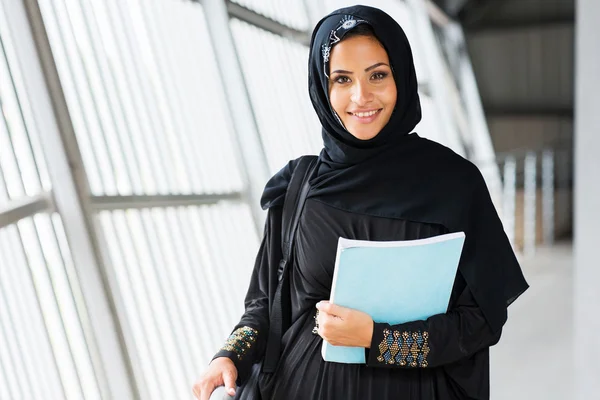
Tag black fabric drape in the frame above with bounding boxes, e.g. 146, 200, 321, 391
263, 5, 528, 334
216, 198, 507, 399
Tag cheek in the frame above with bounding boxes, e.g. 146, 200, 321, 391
379, 87, 397, 125
384, 86, 397, 109
328, 88, 347, 115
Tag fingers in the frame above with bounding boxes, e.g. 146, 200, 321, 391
191, 380, 211, 400
316, 301, 347, 318
316, 308, 338, 340
191, 375, 223, 400
316, 301, 340, 338
198, 381, 212, 400
193, 360, 238, 400
200, 387, 210, 400
223, 369, 237, 397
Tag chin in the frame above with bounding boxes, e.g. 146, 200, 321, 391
348, 128, 381, 141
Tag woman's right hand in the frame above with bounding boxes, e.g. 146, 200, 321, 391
192, 357, 238, 400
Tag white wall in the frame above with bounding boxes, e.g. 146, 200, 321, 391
574, 0, 600, 397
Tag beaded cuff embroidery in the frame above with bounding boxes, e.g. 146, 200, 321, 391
221, 326, 258, 360
376, 329, 430, 367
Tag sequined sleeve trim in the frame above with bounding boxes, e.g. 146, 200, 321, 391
220, 326, 258, 360
376, 329, 430, 367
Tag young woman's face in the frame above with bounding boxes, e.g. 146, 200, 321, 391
328, 35, 397, 141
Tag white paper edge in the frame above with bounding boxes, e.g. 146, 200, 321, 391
322, 241, 345, 361
338, 231, 465, 250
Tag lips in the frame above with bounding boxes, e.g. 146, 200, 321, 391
346, 108, 383, 124
348, 109, 382, 117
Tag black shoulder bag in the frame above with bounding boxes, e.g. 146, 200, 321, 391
264, 155, 318, 373
232, 156, 318, 399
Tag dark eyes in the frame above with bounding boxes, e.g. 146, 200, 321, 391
333, 76, 351, 84
331, 71, 389, 84
371, 72, 388, 80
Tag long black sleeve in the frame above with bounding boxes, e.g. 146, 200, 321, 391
366, 275, 501, 369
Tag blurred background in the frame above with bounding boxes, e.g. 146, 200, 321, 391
0, 0, 597, 399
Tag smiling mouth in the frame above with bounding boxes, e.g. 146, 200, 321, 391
348, 109, 382, 117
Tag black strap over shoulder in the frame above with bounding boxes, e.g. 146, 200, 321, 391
280, 156, 318, 278
263, 155, 318, 373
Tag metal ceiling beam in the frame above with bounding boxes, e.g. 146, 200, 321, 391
426, 0, 452, 27
0, 192, 54, 228
89, 193, 243, 210
431, 0, 470, 17
458, 0, 505, 28
202, 0, 272, 235
484, 105, 574, 119
16, 0, 139, 397
225, 0, 310, 46
446, 0, 471, 16
465, 14, 575, 33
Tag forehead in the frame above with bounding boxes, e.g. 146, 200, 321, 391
329, 36, 389, 66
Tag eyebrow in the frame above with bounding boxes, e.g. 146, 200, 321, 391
330, 62, 389, 75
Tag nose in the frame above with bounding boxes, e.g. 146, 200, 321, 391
350, 80, 374, 106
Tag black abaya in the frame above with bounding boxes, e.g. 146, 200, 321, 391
214, 199, 500, 400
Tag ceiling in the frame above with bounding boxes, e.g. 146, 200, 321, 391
434, 0, 574, 31
434, 0, 575, 154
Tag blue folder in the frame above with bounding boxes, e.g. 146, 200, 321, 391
321, 232, 466, 364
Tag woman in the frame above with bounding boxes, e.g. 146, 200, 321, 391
194, 5, 528, 400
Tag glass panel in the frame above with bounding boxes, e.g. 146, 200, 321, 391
231, 18, 322, 173
0, 216, 101, 400
415, 94, 443, 143
0, 2, 100, 397
98, 203, 259, 400
231, 0, 311, 31
38, 0, 244, 196
0, 15, 50, 199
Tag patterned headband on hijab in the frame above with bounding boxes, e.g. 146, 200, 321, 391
321, 15, 369, 78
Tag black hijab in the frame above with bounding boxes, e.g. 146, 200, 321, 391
262, 5, 528, 334
308, 6, 422, 167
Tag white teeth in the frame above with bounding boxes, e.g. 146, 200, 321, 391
353, 110, 379, 117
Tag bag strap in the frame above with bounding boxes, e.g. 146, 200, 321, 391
280, 155, 318, 278
263, 155, 318, 373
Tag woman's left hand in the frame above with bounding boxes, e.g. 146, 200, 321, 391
315, 301, 374, 348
